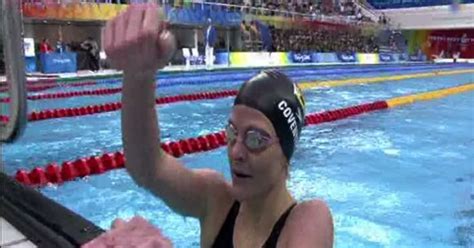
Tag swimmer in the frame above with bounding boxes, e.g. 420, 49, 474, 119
104, 4, 334, 247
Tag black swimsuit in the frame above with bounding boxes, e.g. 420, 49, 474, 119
212, 201, 297, 248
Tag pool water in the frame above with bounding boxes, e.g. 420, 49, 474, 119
3, 63, 474, 247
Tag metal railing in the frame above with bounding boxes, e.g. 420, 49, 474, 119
1, 0, 27, 143
199, 1, 359, 24
352, 0, 380, 22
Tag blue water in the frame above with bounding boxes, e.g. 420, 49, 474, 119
3, 64, 474, 247
10, 63, 473, 111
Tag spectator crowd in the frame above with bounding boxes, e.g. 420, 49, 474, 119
270, 27, 379, 53
168, 0, 374, 23
19, 0, 391, 70
238, 19, 380, 53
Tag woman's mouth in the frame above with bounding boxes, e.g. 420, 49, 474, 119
232, 170, 252, 178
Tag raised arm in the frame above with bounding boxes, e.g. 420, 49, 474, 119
104, 4, 230, 219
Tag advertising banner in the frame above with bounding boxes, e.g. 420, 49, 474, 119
229, 52, 289, 67
40, 52, 77, 74
356, 53, 380, 64
24, 38, 36, 57
25, 57, 37, 73
408, 54, 427, 61
290, 52, 312, 63
337, 53, 357, 63
229, 52, 270, 66
397, 53, 408, 61
312, 53, 339, 63
269, 52, 289, 65
215, 53, 229, 65
379, 53, 394, 62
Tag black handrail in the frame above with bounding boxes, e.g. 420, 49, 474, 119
0, 172, 104, 247
0, 0, 27, 143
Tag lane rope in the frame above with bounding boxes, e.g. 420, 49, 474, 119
0, 80, 97, 93
2, 69, 473, 122
298, 69, 474, 89
0, 87, 123, 103
1, 67, 472, 101
0, 90, 238, 123
13, 83, 474, 187
386, 83, 474, 107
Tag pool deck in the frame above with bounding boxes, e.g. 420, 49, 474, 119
0, 171, 103, 248
0, 218, 36, 248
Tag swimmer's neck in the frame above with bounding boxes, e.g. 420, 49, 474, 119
239, 179, 295, 228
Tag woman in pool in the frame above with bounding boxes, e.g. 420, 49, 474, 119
103, 4, 333, 248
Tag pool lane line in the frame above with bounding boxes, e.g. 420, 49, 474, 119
3, 66, 471, 103
0, 90, 239, 123
13, 83, 474, 187
156, 65, 474, 87
13, 63, 470, 88
0, 62, 455, 89
0, 81, 98, 93
2, 68, 473, 123
298, 68, 474, 90
386, 83, 474, 108
0, 66, 470, 99
0, 87, 123, 103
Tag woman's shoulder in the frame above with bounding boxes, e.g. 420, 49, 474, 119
295, 199, 331, 213
290, 199, 332, 226
281, 199, 334, 247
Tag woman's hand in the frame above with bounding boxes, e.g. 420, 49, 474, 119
103, 4, 175, 76
82, 216, 172, 248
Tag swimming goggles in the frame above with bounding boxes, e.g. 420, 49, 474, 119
225, 123, 278, 152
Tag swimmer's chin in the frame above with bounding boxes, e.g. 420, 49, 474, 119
230, 186, 248, 202
230, 179, 259, 202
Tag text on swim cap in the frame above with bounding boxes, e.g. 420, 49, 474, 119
278, 100, 298, 141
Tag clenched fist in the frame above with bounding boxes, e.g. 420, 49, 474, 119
104, 4, 175, 75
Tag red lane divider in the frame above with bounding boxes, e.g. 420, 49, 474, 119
304, 100, 388, 125
15, 152, 128, 186
14, 131, 228, 187
0, 85, 54, 93
0, 89, 239, 123
0, 79, 57, 87
0, 115, 9, 123
0, 80, 58, 93
14, 100, 388, 187
1, 79, 56, 86
0, 81, 97, 94
0, 86, 122, 103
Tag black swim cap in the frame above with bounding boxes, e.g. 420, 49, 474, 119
234, 70, 306, 161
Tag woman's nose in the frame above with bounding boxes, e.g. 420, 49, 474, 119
229, 137, 247, 162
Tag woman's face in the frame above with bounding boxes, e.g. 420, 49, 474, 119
227, 105, 288, 201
